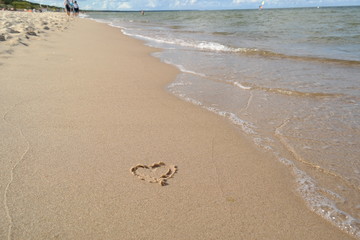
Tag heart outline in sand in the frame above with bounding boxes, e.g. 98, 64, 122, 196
130, 162, 177, 186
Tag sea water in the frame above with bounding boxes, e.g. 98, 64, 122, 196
85, 7, 360, 238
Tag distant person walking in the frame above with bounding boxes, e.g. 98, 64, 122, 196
64, 0, 71, 16
73, 1, 79, 16
69, 0, 75, 14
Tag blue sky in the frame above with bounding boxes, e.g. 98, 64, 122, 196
33, 0, 360, 10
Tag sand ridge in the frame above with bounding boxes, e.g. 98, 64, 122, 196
2, 102, 31, 240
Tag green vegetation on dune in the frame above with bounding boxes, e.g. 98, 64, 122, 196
0, 0, 62, 11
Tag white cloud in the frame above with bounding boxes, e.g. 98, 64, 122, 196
101, 0, 107, 9
146, 0, 158, 8
233, 0, 258, 3
174, 0, 198, 6
118, 2, 131, 9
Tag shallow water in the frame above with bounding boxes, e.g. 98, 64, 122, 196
86, 7, 360, 238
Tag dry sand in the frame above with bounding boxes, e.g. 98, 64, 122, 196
0, 11, 69, 52
0, 13, 356, 239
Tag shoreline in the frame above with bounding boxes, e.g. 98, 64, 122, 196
0, 14, 356, 239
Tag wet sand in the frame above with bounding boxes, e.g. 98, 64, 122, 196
0, 13, 356, 239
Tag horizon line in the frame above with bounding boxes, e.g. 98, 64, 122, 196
82, 5, 360, 12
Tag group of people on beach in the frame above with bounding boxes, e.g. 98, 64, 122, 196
64, 0, 79, 17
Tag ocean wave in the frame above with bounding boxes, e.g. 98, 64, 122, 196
119, 29, 254, 53
168, 89, 257, 135
232, 82, 343, 98
88, 16, 360, 66
163, 61, 206, 77
212, 31, 235, 36
119, 29, 360, 65
233, 82, 252, 90
249, 50, 360, 66
172, 84, 360, 238
279, 156, 360, 239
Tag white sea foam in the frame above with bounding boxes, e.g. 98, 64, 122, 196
178, 94, 203, 106
167, 81, 192, 88
292, 167, 360, 238
169, 88, 258, 135
78, 13, 89, 18
163, 60, 206, 77
233, 81, 252, 90
273, 150, 360, 238
120, 29, 250, 54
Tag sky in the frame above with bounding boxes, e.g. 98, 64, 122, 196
33, 0, 360, 11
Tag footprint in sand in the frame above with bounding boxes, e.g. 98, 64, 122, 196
130, 162, 177, 186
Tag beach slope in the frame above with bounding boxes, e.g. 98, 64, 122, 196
0, 16, 355, 239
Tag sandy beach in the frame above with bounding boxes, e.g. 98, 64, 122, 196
0, 11, 69, 52
0, 12, 356, 239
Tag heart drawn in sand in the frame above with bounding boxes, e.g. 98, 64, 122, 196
130, 162, 177, 186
